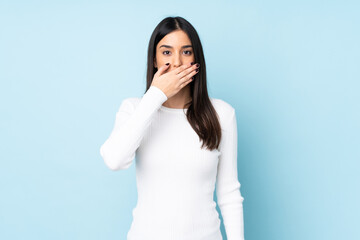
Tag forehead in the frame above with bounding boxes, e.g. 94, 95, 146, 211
157, 30, 191, 48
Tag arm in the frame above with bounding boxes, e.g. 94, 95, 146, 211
100, 86, 168, 170
216, 109, 245, 240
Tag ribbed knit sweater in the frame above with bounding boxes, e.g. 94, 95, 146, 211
100, 86, 245, 240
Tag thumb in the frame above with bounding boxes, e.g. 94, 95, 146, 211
155, 63, 170, 76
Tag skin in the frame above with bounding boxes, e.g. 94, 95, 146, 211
154, 29, 196, 109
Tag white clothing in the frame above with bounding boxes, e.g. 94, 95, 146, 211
100, 86, 245, 240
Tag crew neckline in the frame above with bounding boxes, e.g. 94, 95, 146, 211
160, 105, 188, 113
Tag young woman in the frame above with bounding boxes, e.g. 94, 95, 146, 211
100, 16, 245, 240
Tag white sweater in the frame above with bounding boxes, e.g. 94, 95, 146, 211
100, 86, 245, 240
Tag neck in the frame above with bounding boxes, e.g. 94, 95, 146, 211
162, 85, 192, 109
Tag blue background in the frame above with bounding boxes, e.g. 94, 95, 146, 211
1, 0, 359, 239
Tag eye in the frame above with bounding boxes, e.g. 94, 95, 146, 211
184, 50, 192, 55
163, 50, 170, 55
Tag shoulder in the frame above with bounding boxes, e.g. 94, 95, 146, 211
210, 97, 236, 129
210, 97, 235, 111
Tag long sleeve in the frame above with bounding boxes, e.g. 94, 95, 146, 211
100, 86, 168, 170
216, 108, 245, 240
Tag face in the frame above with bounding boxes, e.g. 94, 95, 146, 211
154, 30, 195, 72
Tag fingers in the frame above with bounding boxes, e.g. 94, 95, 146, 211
155, 63, 170, 77
178, 66, 199, 88
177, 63, 199, 80
180, 75, 194, 88
174, 62, 195, 75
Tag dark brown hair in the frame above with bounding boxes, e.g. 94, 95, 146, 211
145, 16, 222, 151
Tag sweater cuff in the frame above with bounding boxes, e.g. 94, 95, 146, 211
148, 86, 168, 102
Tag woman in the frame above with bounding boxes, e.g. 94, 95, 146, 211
100, 16, 245, 240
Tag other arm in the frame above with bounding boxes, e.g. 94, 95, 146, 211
216, 108, 245, 240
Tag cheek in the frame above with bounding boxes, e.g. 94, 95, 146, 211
155, 55, 165, 64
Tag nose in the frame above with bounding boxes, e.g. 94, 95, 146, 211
172, 52, 183, 68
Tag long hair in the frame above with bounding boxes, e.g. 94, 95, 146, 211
145, 16, 222, 151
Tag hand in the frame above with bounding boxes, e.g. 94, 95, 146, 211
151, 62, 200, 99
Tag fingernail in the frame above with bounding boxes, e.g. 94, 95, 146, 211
190, 62, 194, 65
166, 63, 170, 65
195, 68, 199, 72
196, 63, 200, 67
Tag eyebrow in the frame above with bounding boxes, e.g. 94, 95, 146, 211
159, 44, 193, 49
